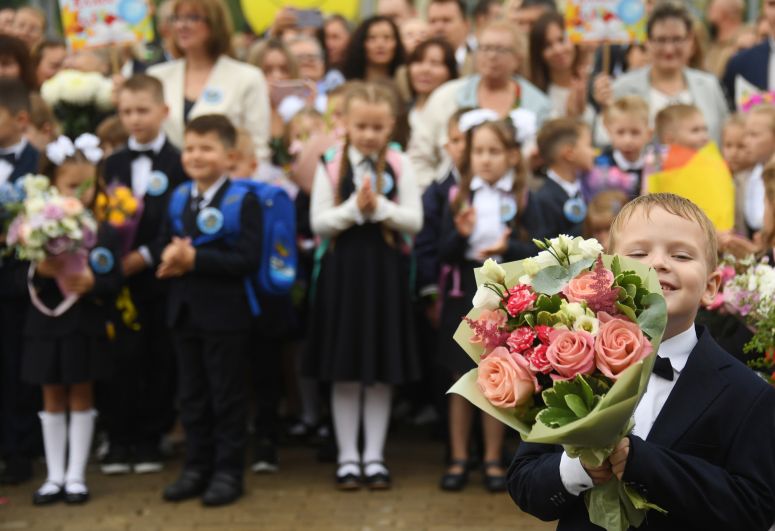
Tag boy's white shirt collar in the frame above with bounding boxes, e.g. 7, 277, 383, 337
657, 325, 697, 375
191, 175, 229, 206
613, 150, 645, 171
128, 132, 166, 154
546, 169, 580, 198
0, 137, 28, 157
470, 171, 514, 192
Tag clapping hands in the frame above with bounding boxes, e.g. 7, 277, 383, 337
156, 237, 196, 279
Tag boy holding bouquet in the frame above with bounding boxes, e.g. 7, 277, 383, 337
101, 74, 187, 475
509, 193, 775, 529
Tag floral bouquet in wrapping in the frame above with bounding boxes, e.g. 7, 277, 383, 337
6, 174, 97, 298
0, 179, 25, 234
95, 184, 143, 257
449, 235, 667, 531
40, 69, 114, 139
710, 255, 775, 385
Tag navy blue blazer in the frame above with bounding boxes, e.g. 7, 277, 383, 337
533, 177, 585, 239
507, 326, 775, 531
413, 170, 457, 295
722, 40, 770, 109
9, 142, 39, 182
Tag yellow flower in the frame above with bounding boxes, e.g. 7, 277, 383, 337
114, 186, 132, 200
96, 193, 108, 209
108, 210, 126, 225
121, 196, 138, 214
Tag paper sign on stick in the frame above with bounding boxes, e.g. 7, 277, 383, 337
58, 0, 155, 52
565, 0, 646, 44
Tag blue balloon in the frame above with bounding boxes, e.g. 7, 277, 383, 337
117, 0, 148, 25
617, 0, 644, 25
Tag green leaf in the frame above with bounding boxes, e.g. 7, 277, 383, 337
611, 255, 622, 276
564, 394, 589, 418
535, 293, 562, 312
536, 407, 578, 428
531, 265, 572, 294
625, 283, 637, 299
637, 293, 668, 340
523, 313, 535, 327
616, 302, 637, 322
578, 375, 595, 409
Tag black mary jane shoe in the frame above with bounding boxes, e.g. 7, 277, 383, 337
32, 482, 64, 506
363, 461, 391, 491
440, 459, 469, 492
64, 484, 90, 504
482, 460, 507, 493
335, 461, 361, 491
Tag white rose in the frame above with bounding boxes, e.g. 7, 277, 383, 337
40, 75, 61, 106
472, 284, 502, 311
481, 258, 506, 284
59, 70, 100, 105
95, 77, 115, 111
577, 237, 604, 260
573, 315, 600, 336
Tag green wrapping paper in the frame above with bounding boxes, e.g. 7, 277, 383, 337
448, 255, 667, 531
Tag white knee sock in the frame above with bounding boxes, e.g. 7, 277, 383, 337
362, 383, 392, 474
39, 411, 67, 485
65, 409, 96, 490
331, 382, 362, 468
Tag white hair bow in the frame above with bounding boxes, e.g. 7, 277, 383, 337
458, 108, 499, 134
45, 134, 103, 166
509, 108, 537, 144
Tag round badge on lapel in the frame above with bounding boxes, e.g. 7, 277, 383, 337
89, 247, 114, 274
374, 172, 394, 195
197, 207, 224, 235
147, 171, 169, 196
202, 87, 223, 105
500, 196, 518, 223
563, 197, 587, 224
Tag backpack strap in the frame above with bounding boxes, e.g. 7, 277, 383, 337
323, 145, 343, 189
168, 182, 193, 237
386, 143, 403, 183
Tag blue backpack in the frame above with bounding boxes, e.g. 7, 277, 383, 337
168, 179, 297, 316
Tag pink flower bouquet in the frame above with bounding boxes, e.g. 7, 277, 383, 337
450, 236, 667, 531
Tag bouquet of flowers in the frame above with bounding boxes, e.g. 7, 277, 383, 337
710, 255, 775, 384
95, 184, 143, 257
450, 235, 667, 531
40, 69, 114, 139
0, 179, 25, 233
6, 175, 97, 301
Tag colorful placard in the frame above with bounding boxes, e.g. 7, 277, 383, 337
565, 0, 647, 44
58, 0, 155, 52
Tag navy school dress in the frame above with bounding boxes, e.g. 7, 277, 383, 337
303, 156, 421, 386
436, 186, 547, 376
22, 223, 122, 385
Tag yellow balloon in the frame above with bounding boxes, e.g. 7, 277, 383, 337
241, 0, 359, 35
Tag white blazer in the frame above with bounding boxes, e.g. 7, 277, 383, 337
148, 55, 270, 161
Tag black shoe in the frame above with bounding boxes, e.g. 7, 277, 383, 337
482, 460, 507, 493
251, 439, 278, 473
201, 473, 243, 507
134, 443, 163, 474
0, 456, 32, 485
32, 482, 64, 505
64, 483, 90, 504
334, 461, 361, 491
162, 469, 209, 502
440, 459, 469, 491
363, 461, 391, 491
100, 445, 131, 475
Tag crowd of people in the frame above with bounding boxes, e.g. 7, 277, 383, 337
0, 0, 774, 526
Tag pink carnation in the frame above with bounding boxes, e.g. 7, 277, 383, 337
506, 327, 536, 353
546, 328, 595, 379
535, 325, 553, 344
506, 285, 536, 316
526, 344, 552, 374
594, 312, 653, 380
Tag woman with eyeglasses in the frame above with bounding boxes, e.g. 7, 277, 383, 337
409, 20, 552, 189
593, 2, 728, 144
147, 0, 270, 161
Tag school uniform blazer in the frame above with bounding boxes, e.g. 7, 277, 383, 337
507, 326, 775, 531
612, 66, 729, 145
722, 40, 770, 108
25, 224, 123, 338
408, 75, 552, 189
414, 170, 457, 296
9, 142, 39, 182
153, 180, 263, 332
147, 55, 271, 162
104, 140, 188, 301
532, 177, 584, 239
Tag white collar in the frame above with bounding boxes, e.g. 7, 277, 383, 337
128, 132, 166, 154
0, 138, 28, 158
470, 171, 514, 192
657, 325, 697, 375
613, 150, 644, 171
191, 175, 229, 203
347, 144, 379, 168
546, 169, 580, 198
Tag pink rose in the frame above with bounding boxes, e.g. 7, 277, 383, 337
546, 329, 595, 379
594, 312, 653, 380
60, 197, 83, 217
477, 347, 538, 408
526, 344, 552, 374
506, 285, 537, 316
506, 327, 536, 353
535, 325, 553, 344
563, 269, 615, 305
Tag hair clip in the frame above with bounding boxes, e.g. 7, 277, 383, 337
458, 108, 500, 133
45, 136, 76, 165
509, 108, 537, 144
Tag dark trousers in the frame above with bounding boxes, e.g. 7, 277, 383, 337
1, 300, 40, 461
100, 298, 176, 448
172, 324, 249, 479
250, 334, 280, 443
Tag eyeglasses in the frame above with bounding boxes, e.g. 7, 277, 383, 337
295, 53, 323, 63
649, 35, 688, 47
171, 14, 207, 26
478, 45, 515, 56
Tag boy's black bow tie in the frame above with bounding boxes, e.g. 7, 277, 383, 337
0, 152, 16, 164
652, 356, 674, 381
129, 148, 156, 161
